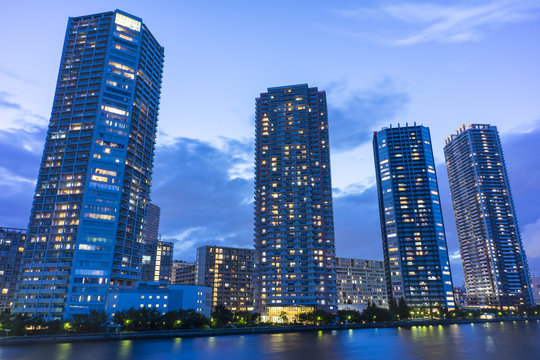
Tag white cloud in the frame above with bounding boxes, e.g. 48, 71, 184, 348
522, 218, 540, 258
333, 179, 375, 198
0, 89, 47, 132
0, 166, 35, 187
331, 0, 540, 46
449, 249, 462, 262
331, 142, 377, 192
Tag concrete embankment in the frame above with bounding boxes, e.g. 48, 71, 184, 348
0, 317, 538, 346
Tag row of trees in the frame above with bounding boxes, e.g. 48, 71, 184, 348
0, 311, 65, 336
0, 306, 255, 336
0, 308, 210, 336
2, 302, 538, 336
295, 299, 410, 325
211, 305, 260, 327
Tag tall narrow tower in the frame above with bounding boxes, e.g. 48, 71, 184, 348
374, 124, 455, 311
253, 84, 337, 315
444, 124, 533, 308
14, 10, 164, 319
141, 202, 161, 281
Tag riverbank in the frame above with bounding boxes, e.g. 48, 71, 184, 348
1, 317, 538, 346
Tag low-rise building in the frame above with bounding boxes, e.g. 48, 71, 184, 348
196, 245, 254, 311
0, 227, 25, 312
106, 282, 212, 318
171, 260, 196, 285
336, 257, 388, 309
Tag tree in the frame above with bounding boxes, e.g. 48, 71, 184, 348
183, 310, 210, 329
0, 312, 34, 336
337, 309, 362, 323
361, 302, 392, 322
71, 310, 108, 333
211, 304, 234, 327
112, 307, 164, 331
44, 319, 64, 334
298, 310, 334, 324
234, 311, 260, 326
388, 296, 399, 320
397, 298, 410, 320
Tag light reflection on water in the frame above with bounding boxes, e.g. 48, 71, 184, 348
0, 321, 538, 360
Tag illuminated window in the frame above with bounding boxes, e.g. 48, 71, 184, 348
115, 13, 141, 32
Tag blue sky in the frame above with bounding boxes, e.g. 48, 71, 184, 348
1, 0, 540, 285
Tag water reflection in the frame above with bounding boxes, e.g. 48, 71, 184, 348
1, 321, 539, 360
173, 337, 182, 353
55, 343, 71, 360
116, 340, 133, 360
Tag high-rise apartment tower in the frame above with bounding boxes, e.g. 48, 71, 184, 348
444, 124, 533, 308
253, 84, 338, 313
373, 124, 455, 310
14, 10, 164, 319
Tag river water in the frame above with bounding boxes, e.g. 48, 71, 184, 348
1, 321, 538, 360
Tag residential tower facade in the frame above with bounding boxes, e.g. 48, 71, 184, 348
373, 124, 455, 310
444, 124, 533, 308
253, 84, 338, 314
14, 10, 164, 319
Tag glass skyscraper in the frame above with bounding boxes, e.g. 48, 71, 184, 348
253, 84, 337, 314
444, 124, 533, 308
373, 124, 455, 311
14, 10, 164, 319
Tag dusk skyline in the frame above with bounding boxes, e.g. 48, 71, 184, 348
1, 1, 540, 287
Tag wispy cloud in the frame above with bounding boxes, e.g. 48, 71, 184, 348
0, 167, 35, 187
333, 178, 376, 198
326, 80, 409, 152
0, 91, 47, 131
449, 250, 462, 261
0, 91, 21, 110
331, 1, 540, 45
151, 136, 254, 261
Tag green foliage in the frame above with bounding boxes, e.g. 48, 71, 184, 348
211, 304, 234, 327
389, 297, 399, 319
112, 307, 163, 331
361, 302, 392, 322
446, 309, 483, 319
397, 298, 410, 320
337, 309, 362, 323
298, 310, 335, 324
112, 307, 210, 331
233, 311, 260, 326
164, 309, 210, 329
0, 311, 31, 336
0, 310, 64, 336
71, 310, 108, 333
